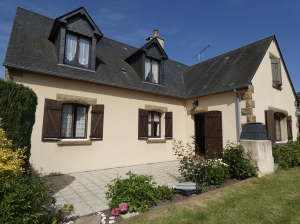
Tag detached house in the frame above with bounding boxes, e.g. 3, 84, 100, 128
3, 7, 298, 174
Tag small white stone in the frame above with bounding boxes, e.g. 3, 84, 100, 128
101, 213, 106, 217
109, 216, 115, 219
102, 217, 107, 220
109, 220, 115, 224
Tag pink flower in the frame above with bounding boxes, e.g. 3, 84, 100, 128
194, 154, 199, 158
119, 202, 128, 212
111, 208, 119, 216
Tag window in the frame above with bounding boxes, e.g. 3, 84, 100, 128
145, 58, 159, 84
42, 99, 104, 141
148, 112, 160, 137
61, 104, 87, 138
64, 33, 90, 68
274, 114, 281, 141
265, 110, 293, 143
138, 109, 172, 140
271, 58, 282, 87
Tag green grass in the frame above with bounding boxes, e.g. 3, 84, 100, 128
125, 168, 300, 224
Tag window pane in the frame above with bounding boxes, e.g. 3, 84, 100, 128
148, 113, 151, 136
154, 113, 159, 136
78, 37, 90, 68
61, 105, 73, 138
145, 58, 151, 81
152, 60, 159, 83
275, 116, 281, 141
64, 34, 77, 65
75, 106, 86, 137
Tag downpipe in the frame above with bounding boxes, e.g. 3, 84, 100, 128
234, 89, 241, 141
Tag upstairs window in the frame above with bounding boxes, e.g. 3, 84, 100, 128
145, 58, 159, 84
64, 33, 90, 69
271, 58, 282, 87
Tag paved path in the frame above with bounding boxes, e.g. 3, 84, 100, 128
49, 161, 181, 217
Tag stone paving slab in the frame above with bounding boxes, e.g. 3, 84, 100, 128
49, 160, 181, 217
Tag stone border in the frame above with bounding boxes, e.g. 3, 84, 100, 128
241, 85, 256, 122
57, 93, 97, 105
57, 140, 92, 146
146, 139, 167, 143
268, 106, 288, 117
145, 104, 168, 113
187, 107, 208, 115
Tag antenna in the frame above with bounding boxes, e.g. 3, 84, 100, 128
194, 43, 211, 62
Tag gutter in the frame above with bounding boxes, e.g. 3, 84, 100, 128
234, 89, 241, 141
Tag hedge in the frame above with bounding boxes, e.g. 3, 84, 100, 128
0, 79, 37, 172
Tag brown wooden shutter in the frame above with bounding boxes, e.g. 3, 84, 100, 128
42, 99, 62, 141
204, 111, 223, 157
138, 109, 149, 140
90, 105, 104, 139
265, 110, 276, 143
287, 115, 293, 141
164, 112, 173, 139
271, 58, 282, 86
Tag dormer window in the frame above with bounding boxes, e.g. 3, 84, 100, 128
64, 33, 90, 69
145, 58, 159, 84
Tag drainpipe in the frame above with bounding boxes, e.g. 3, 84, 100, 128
234, 89, 241, 141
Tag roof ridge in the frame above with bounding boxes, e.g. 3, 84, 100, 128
184, 35, 275, 71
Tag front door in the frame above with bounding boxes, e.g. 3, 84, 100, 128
195, 111, 223, 157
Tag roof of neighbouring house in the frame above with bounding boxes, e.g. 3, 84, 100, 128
4, 7, 288, 99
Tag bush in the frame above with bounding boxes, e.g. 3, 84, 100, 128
173, 138, 229, 186
222, 142, 258, 179
272, 141, 300, 169
0, 120, 26, 185
105, 172, 175, 213
0, 79, 38, 172
0, 171, 53, 224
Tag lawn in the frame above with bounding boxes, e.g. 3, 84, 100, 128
124, 167, 300, 224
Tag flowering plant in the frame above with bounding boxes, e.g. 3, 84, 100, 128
111, 202, 128, 216
173, 137, 229, 186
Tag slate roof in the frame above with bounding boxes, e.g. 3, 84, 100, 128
3, 7, 288, 100
4, 7, 186, 98
183, 36, 274, 98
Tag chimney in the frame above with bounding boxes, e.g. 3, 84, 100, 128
146, 29, 165, 49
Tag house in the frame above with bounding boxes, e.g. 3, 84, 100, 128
3, 7, 298, 174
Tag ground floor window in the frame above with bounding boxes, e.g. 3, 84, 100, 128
148, 111, 160, 137
61, 104, 87, 138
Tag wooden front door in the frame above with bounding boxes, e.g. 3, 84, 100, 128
204, 111, 223, 157
194, 113, 205, 155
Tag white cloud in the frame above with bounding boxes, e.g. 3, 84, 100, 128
94, 8, 126, 27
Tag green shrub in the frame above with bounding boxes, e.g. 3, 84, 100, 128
222, 142, 258, 179
272, 141, 300, 169
105, 172, 175, 213
0, 79, 38, 172
0, 119, 26, 185
0, 171, 53, 224
173, 138, 229, 186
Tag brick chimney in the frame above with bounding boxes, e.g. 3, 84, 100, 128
146, 29, 164, 48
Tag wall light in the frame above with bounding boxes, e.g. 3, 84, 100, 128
192, 100, 198, 109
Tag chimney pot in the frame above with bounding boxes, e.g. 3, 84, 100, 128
154, 29, 158, 37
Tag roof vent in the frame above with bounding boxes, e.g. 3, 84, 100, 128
225, 57, 229, 60
122, 68, 126, 73
229, 83, 235, 86
124, 47, 128, 50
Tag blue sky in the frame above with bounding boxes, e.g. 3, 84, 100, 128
1, 0, 299, 91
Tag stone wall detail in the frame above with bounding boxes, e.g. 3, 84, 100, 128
241, 85, 256, 122
187, 106, 208, 115
57, 93, 97, 105
145, 104, 168, 113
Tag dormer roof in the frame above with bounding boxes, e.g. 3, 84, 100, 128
125, 37, 168, 62
48, 7, 103, 41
